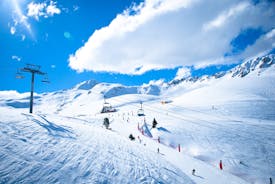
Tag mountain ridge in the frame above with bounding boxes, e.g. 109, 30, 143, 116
68, 54, 274, 99
168, 54, 275, 87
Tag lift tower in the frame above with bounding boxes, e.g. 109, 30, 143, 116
20, 64, 46, 113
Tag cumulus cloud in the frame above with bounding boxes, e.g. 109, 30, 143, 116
68, 0, 275, 75
27, 1, 61, 20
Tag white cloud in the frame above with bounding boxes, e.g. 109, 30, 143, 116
11, 55, 21, 61
265, 28, 275, 40
51, 64, 56, 69
203, 2, 250, 31
9, 0, 62, 40
27, 1, 61, 20
10, 26, 16, 34
27, 2, 46, 20
69, 0, 275, 75
46, 1, 61, 16
174, 67, 191, 80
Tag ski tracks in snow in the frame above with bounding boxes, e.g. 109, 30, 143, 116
0, 110, 193, 184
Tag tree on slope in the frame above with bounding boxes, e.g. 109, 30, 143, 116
152, 118, 158, 128
103, 117, 110, 129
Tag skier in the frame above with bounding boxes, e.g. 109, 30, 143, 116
129, 134, 135, 141
192, 169, 195, 175
157, 148, 160, 153
219, 160, 223, 170
270, 177, 273, 184
137, 136, 141, 143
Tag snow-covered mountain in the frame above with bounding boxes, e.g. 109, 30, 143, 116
168, 54, 275, 86
230, 54, 275, 78
74, 81, 162, 97
0, 54, 274, 184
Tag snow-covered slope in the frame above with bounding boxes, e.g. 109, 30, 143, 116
165, 55, 275, 120
0, 54, 274, 184
0, 104, 250, 184
0, 107, 193, 183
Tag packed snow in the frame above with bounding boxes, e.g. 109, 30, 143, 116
0, 55, 274, 183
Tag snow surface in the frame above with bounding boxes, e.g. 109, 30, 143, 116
0, 55, 274, 183
0, 107, 194, 183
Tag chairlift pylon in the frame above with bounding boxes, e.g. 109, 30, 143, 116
137, 101, 145, 116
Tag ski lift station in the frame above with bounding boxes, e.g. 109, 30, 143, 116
161, 99, 173, 104
101, 101, 117, 113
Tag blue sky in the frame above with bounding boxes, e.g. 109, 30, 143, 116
0, 0, 274, 93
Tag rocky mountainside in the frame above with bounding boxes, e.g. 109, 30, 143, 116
230, 54, 275, 78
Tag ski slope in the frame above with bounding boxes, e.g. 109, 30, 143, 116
0, 106, 249, 184
0, 107, 194, 183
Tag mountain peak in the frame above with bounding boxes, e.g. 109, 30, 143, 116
74, 79, 98, 90
230, 54, 275, 78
